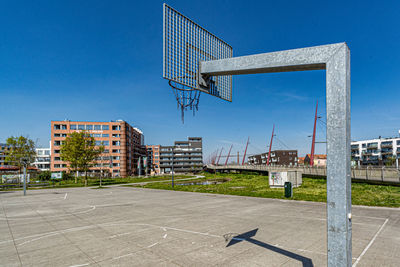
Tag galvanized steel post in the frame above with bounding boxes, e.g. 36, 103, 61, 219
326, 44, 351, 266
201, 42, 352, 266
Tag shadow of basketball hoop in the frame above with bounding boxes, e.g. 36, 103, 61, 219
224, 228, 314, 267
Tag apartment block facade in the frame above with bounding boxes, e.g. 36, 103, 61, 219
146, 145, 160, 175
0, 143, 10, 167
33, 146, 51, 171
159, 137, 203, 173
248, 150, 298, 166
351, 137, 400, 166
50, 120, 146, 177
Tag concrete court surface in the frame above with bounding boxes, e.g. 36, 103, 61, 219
0, 186, 399, 267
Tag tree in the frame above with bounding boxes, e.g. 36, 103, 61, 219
385, 155, 396, 167
5, 136, 36, 177
60, 131, 104, 186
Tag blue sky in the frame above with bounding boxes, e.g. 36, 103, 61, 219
1, 0, 400, 161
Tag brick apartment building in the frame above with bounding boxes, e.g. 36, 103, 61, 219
50, 120, 146, 177
159, 137, 203, 173
146, 145, 160, 175
248, 150, 298, 166
0, 143, 10, 167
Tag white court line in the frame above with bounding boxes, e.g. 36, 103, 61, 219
68, 263, 89, 267
352, 218, 389, 267
64, 193, 68, 200
0, 205, 95, 221
163, 233, 167, 239
147, 242, 159, 248
109, 232, 131, 239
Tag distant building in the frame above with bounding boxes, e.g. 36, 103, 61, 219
0, 143, 10, 167
297, 157, 305, 165
159, 137, 203, 173
50, 120, 146, 177
33, 145, 51, 171
351, 137, 400, 166
146, 145, 160, 175
248, 150, 298, 166
304, 154, 327, 167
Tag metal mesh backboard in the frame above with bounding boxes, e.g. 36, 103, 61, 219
163, 3, 233, 101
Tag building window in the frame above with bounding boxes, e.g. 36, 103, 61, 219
61, 125, 67, 130
54, 124, 61, 130
112, 149, 120, 153
94, 125, 101, 130
112, 134, 120, 137
54, 164, 61, 168
54, 157, 61, 161
54, 141, 61, 146
102, 141, 109, 146
78, 125, 85, 130
112, 141, 120, 146
70, 125, 77, 130
86, 125, 93, 130
112, 125, 121, 131
102, 125, 109, 130
54, 133, 60, 137
102, 134, 109, 137
94, 134, 101, 138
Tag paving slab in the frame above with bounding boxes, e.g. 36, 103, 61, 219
0, 186, 399, 266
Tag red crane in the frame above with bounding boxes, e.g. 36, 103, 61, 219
216, 148, 223, 165
310, 100, 318, 167
266, 125, 275, 166
242, 137, 250, 165
225, 145, 233, 166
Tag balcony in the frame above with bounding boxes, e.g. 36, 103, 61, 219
381, 142, 392, 148
367, 143, 378, 149
381, 148, 393, 155
351, 145, 359, 150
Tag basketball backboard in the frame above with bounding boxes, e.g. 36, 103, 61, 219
163, 3, 233, 102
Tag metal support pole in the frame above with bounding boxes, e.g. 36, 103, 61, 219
326, 44, 351, 266
201, 43, 352, 266
23, 164, 27, 196
171, 148, 174, 188
310, 101, 318, 166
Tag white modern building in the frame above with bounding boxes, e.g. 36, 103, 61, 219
33, 145, 51, 171
351, 136, 400, 167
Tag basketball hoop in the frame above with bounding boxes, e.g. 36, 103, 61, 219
169, 80, 201, 123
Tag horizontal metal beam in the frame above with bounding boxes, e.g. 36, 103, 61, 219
200, 42, 344, 76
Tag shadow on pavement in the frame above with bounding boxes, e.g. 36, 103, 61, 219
224, 228, 314, 267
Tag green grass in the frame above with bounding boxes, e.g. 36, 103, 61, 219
131, 172, 400, 208
0, 175, 193, 190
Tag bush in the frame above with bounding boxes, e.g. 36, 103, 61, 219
37, 171, 52, 181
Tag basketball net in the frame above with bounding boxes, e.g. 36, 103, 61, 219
169, 80, 201, 123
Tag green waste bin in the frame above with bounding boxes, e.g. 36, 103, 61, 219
284, 182, 292, 198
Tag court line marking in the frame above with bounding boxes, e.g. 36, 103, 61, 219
147, 242, 159, 248
352, 218, 389, 267
0, 205, 95, 221
64, 193, 68, 200
68, 263, 89, 267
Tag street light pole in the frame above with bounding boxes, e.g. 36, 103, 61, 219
171, 148, 174, 188
23, 163, 27, 196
